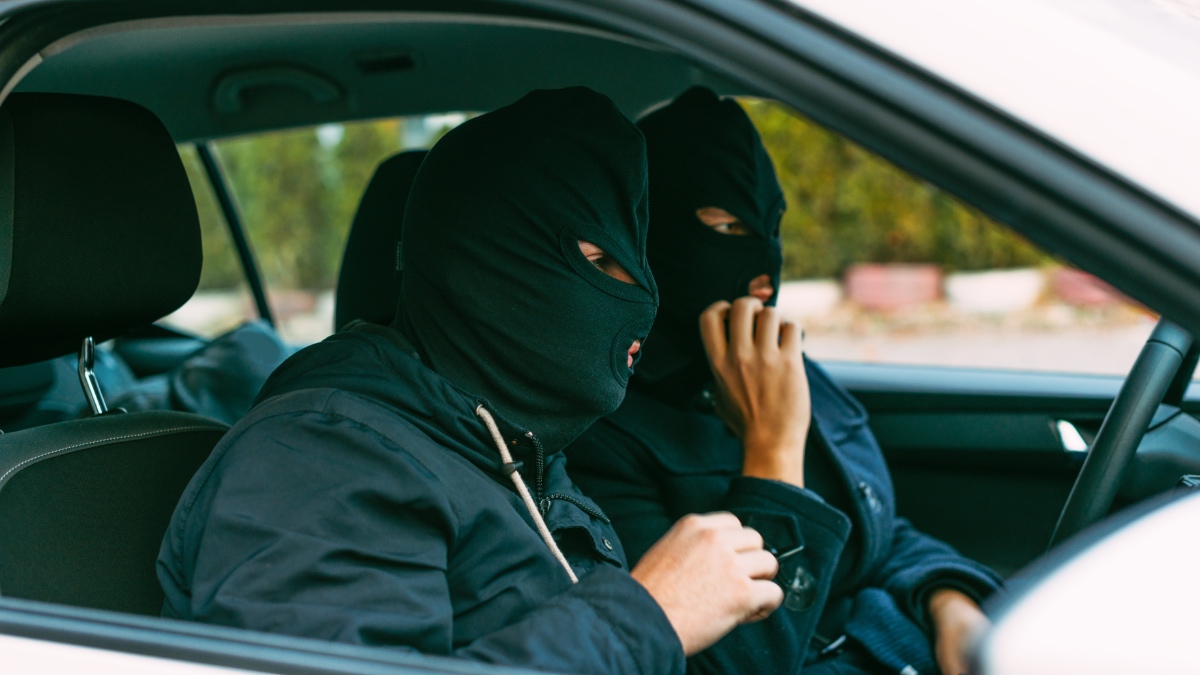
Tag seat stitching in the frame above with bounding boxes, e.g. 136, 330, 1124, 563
0, 425, 222, 485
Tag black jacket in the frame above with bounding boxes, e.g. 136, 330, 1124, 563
565, 358, 1002, 674
158, 323, 685, 674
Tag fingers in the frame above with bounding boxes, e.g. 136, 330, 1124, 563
779, 320, 802, 354
728, 297, 763, 354
687, 511, 743, 532
755, 307, 781, 351
705, 297, 792, 361
737, 548, 779, 580
688, 514, 765, 554
722, 525, 765, 552
743, 580, 784, 623
700, 301, 732, 363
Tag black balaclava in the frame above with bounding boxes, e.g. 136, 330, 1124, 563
396, 87, 658, 453
632, 87, 785, 402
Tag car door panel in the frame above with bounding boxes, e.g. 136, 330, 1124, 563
823, 361, 1200, 577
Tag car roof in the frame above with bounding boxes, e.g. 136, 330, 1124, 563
794, 0, 1200, 225
14, 14, 750, 142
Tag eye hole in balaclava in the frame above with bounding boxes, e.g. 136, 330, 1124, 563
632, 86, 785, 394
396, 87, 659, 453
579, 240, 640, 286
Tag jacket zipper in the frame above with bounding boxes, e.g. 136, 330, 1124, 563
539, 493, 611, 523
526, 431, 546, 501
521, 431, 608, 523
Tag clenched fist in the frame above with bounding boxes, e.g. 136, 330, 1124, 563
631, 512, 782, 655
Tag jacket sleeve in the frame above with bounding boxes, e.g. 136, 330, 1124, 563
866, 517, 1004, 631
170, 406, 683, 675
566, 424, 851, 675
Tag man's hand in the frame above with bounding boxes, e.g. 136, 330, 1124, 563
929, 588, 990, 675
631, 513, 783, 656
699, 297, 810, 488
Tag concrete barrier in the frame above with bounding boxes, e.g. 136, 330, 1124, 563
945, 268, 1044, 314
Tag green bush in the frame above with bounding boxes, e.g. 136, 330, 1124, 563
742, 99, 1048, 279
185, 116, 470, 292
179, 145, 245, 292
214, 119, 405, 290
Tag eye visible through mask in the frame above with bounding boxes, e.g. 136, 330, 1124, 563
575, 239, 648, 370
578, 239, 638, 285
695, 207, 753, 236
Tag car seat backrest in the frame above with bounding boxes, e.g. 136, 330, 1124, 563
334, 150, 427, 332
0, 412, 227, 614
0, 92, 228, 616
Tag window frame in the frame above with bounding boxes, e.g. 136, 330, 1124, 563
193, 142, 276, 329
0, 597, 525, 675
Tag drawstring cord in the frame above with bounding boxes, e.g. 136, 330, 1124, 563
476, 405, 578, 584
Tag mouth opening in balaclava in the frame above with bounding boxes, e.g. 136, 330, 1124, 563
632, 86, 786, 400
395, 87, 659, 453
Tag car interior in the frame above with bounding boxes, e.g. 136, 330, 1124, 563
1, 4, 1199, 667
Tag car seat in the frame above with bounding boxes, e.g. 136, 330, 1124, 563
0, 93, 228, 616
333, 150, 427, 331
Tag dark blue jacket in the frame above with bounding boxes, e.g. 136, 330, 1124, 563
565, 358, 1002, 674
158, 323, 685, 674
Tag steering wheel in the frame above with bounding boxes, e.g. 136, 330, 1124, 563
1048, 317, 1194, 548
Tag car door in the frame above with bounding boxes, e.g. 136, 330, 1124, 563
832, 363, 1111, 576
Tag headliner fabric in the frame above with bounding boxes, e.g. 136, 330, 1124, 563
632, 87, 785, 394
334, 150, 428, 332
0, 93, 201, 368
397, 87, 658, 453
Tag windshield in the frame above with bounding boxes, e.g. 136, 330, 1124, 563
792, 0, 1200, 222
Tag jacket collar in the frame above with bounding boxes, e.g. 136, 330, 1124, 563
255, 321, 544, 480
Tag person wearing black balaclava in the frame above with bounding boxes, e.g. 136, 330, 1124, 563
565, 87, 1003, 675
158, 87, 786, 674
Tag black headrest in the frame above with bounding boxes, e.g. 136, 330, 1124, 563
334, 150, 427, 332
0, 93, 201, 368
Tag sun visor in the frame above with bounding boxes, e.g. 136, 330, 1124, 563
0, 93, 201, 368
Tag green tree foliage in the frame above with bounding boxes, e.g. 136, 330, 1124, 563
183, 105, 1047, 293
178, 145, 245, 291
213, 118, 405, 290
741, 99, 1048, 279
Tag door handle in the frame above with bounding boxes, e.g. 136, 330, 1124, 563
1056, 419, 1088, 453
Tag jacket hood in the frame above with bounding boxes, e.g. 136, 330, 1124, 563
253, 323, 540, 477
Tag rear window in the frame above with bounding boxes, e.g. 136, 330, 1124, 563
172, 113, 470, 344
